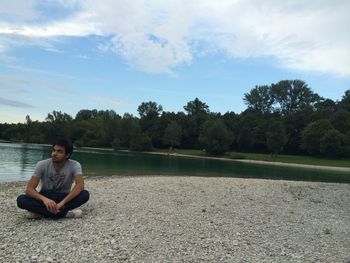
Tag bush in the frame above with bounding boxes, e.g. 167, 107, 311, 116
199, 119, 232, 155
112, 138, 120, 150
301, 119, 333, 155
266, 121, 287, 155
320, 129, 346, 157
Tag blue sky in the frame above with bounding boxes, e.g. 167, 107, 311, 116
1, 0, 349, 123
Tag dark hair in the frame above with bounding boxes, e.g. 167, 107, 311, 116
52, 138, 73, 159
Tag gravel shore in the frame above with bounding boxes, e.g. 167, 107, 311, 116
1, 176, 350, 262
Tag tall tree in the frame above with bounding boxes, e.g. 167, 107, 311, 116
271, 80, 320, 116
137, 101, 163, 119
182, 98, 210, 148
98, 110, 121, 147
137, 101, 163, 147
199, 119, 232, 155
45, 111, 73, 142
243, 85, 274, 114
320, 129, 346, 157
338, 89, 350, 111
330, 110, 350, 134
162, 121, 182, 148
119, 113, 138, 148
301, 119, 333, 155
222, 111, 239, 150
266, 121, 288, 155
75, 109, 99, 121
183, 98, 209, 115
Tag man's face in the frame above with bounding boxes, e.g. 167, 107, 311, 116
51, 145, 69, 163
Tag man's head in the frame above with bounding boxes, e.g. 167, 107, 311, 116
51, 138, 73, 162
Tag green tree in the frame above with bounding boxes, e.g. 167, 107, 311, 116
112, 137, 121, 150
301, 119, 333, 155
237, 111, 269, 152
222, 111, 239, 149
338, 89, 350, 111
24, 115, 32, 143
45, 110, 73, 142
243, 85, 274, 114
98, 110, 121, 147
137, 101, 163, 148
320, 129, 346, 157
266, 121, 288, 155
162, 121, 182, 148
46, 110, 73, 123
182, 98, 210, 148
129, 122, 152, 151
199, 119, 232, 155
73, 120, 100, 147
75, 109, 99, 121
184, 98, 209, 115
283, 108, 313, 154
330, 110, 350, 134
344, 131, 350, 156
315, 98, 337, 111
237, 125, 253, 152
137, 101, 163, 118
271, 80, 320, 116
119, 113, 139, 148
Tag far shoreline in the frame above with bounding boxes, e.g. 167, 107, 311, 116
145, 151, 350, 173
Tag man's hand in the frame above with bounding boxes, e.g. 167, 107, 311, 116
57, 201, 65, 211
43, 198, 59, 214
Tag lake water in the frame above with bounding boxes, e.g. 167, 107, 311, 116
0, 143, 349, 184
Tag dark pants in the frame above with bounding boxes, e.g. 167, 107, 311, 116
17, 190, 90, 219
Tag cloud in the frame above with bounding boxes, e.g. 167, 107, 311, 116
0, 97, 34, 108
8, 65, 74, 79
0, 0, 349, 76
0, 0, 39, 23
0, 74, 75, 94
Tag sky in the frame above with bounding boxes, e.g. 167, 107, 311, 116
0, 0, 350, 123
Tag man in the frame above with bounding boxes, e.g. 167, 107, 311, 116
17, 138, 89, 219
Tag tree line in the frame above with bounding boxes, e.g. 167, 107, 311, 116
1, 79, 350, 158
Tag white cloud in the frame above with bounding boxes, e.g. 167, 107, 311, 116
0, 0, 349, 76
0, 0, 38, 23
0, 74, 75, 94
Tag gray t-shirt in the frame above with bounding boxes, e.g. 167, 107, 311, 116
33, 158, 82, 193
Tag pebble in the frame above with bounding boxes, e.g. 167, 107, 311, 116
1, 177, 349, 262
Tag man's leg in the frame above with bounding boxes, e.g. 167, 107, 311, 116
17, 194, 58, 218
17, 190, 89, 219
40, 190, 90, 218
63, 190, 90, 211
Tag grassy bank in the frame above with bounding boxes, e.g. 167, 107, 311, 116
154, 148, 350, 168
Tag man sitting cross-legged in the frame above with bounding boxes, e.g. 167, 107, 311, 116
17, 138, 89, 219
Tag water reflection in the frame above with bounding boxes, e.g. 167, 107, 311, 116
0, 143, 51, 182
0, 143, 349, 184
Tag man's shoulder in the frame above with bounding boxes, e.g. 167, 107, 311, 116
67, 159, 82, 170
66, 159, 82, 175
67, 159, 81, 165
36, 158, 52, 166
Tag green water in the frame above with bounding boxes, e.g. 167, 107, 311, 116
0, 143, 349, 183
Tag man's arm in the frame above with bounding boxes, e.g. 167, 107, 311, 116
26, 176, 60, 214
57, 175, 85, 210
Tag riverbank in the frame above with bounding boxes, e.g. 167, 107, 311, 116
2, 176, 350, 262
147, 151, 350, 172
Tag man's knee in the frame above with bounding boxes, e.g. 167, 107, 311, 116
81, 189, 90, 203
17, 194, 28, 209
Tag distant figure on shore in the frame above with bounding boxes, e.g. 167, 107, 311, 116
17, 138, 89, 219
